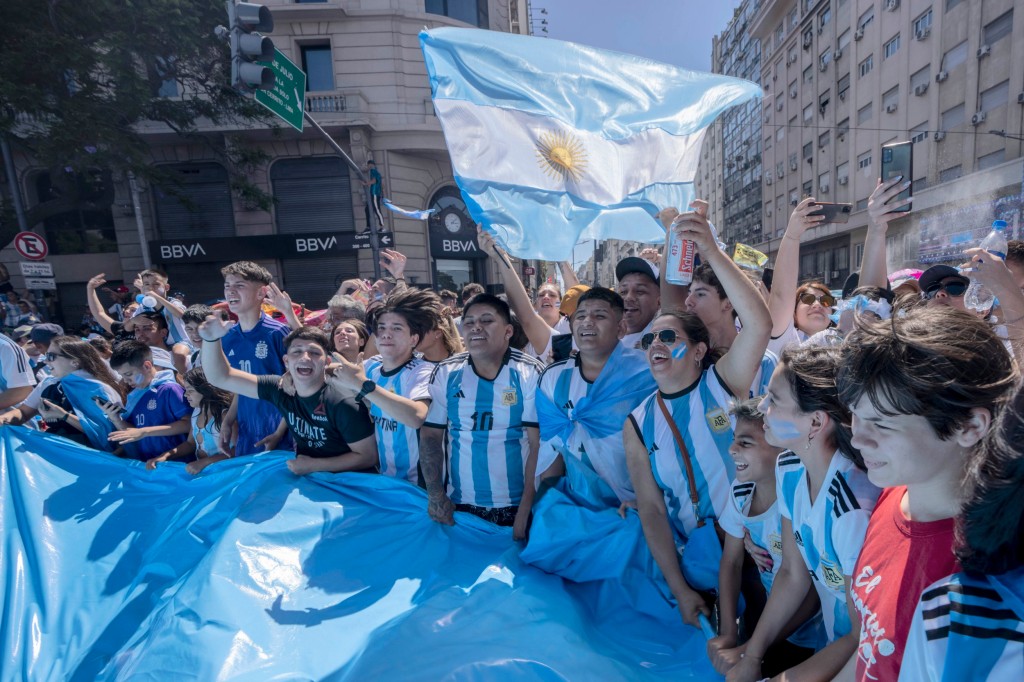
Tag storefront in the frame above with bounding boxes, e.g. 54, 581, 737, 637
427, 186, 487, 292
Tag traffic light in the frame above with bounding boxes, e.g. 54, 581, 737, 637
227, 1, 275, 91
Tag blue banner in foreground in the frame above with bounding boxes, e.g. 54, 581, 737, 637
0, 427, 719, 681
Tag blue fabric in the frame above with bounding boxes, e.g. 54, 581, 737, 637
420, 27, 762, 261
382, 198, 437, 220
0, 427, 721, 680
60, 373, 118, 451
536, 343, 655, 444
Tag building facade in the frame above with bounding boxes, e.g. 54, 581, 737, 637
747, 0, 1023, 288
1, 0, 527, 326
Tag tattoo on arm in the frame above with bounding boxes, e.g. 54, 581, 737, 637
420, 430, 446, 496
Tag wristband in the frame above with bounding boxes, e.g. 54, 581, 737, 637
356, 380, 377, 402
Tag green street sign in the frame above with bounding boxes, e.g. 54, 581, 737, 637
255, 48, 306, 132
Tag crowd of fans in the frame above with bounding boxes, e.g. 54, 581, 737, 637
2, 177, 1023, 680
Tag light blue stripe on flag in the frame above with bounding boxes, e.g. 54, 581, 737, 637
420, 27, 762, 261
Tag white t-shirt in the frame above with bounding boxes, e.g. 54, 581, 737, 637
1, 333, 36, 394
524, 316, 571, 363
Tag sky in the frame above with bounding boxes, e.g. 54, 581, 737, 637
539, 0, 745, 269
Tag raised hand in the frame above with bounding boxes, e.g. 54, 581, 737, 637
198, 312, 233, 342
867, 176, 913, 226
39, 399, 70, 423
87, 273, 107, 291
380, 248, 407, 279
265, 283, 293, 314
325, 352, 367, 394
786, 197, 825, 238
671, 199, 719, 256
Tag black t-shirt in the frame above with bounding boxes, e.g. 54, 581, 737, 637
256, 376, 374, 458
41, 382, 91, 446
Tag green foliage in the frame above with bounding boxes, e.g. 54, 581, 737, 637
0, 0, 277, 243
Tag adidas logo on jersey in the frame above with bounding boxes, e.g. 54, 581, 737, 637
228, 350, 235, 357
452, 390, 465, 399
562, 399, 574, 410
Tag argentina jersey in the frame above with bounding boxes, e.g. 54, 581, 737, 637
899, 567, 1024, 682
750, 349, 778, 399
777, 450, 880, 642
720, 481, 826, 650
424, 348, 543, 508
222, 314, 290, 455
364, 355, 433, 483
627, 367, 736, 539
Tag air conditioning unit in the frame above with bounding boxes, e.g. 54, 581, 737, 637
977, 45, 991, 59
790, 198, 799, 206
934, 130, 946, 141
1018, 92, 1024, 104
838, 176, 849, 185
886, 0, 899, 11
915, 27, 930, 41
820, 61, 829, 72
819, 184, 830, 194
791, 88, 798, 98
773, 73, 778, 81
833, 49, 842, 61
935, 70, 948, 83
777, 169, 785, 178
817, 25, 824, 35
777, 101, 784, 111
885, 103, 898, 113
803, 34, 813, 49
854, 28, 864, 41
766, 176, 773, 185
839, 91, 847, 101
766, 207, 773, 216
914, 83, 929, 96
790, 160, 798, 171
971, 111, 987, 126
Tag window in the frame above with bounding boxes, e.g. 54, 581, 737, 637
942, 41, 968, 71
854, 242, 864, 268
978, 150, 1006, 170
776, 126, 786, 141
941, 103, 965, 130
837, 118, 850, 136
803, 142, 814, 160
777, 195, 785, 212
984, 10, 1014, 45
910, 121, 929, 143
837, 161, 849, 183
803, 65, 814, 83
775, 92, 784, 110
788, 46, 798, 65
789, 153, 798, 169
914, 9, 933, 35
819, 49, 832, 69
838, 29, 851, 51
858, 103, 872, 124
980, 80, 1010, 113
884, 34, 901, 60
856, 198, 869, 211
765, 135, 772, 150
790, 189, 799, 204
35, 170, 117, 255
838, 73, 850, 100
803, 180, 813, 196
819, 7, 832, 28
939, 165, 962, 182
859, 54, 874, 77
819, 89, 831, 114
803, 28, 814, 49
777, 161, 785, 177
803, 103, 814, 123
819, 171, 831, 192
818, 131, 831, 148
775, 22, 785, 46
883, 86, 899, 111
910, 65, 931, 92
788, 7, 799, 29
945, 0, 963, 11
858, 151, 872, 169
859, 6, 875, 30
300, 44, 334, 91
425, 0, 490, 28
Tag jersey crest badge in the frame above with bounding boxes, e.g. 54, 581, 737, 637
146, 399, 157, 411
254, 341, 268, 360
501, 388, 518, 406
769, 532, 783, 556
705, 406, 730, 433
820, 558, 845, 590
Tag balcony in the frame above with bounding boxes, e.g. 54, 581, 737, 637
306, 93, 346, 113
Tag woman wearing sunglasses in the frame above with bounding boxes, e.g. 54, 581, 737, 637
624, 201, 773, 630
767, 198, 836, 355
0, 335, 125, 450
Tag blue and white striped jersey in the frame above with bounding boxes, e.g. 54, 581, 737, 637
777, 450, 880, 643
424, 348, 543, 508
899, 567, 1024, 682
0, 333, 35, 392
720, 480, 826, 651
364, 354, 433, 484
628, 367, 736, 539
750, 349, 778, 399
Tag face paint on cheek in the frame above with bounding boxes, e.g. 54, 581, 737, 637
133, 373, 145, 386
764, 415, 802, 440
671, 343, 688, 360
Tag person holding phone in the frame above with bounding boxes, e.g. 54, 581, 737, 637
1, 335, 124, 450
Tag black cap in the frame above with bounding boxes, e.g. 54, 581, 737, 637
615, 257, 660, 285
29, 323, 64, 344
918, 265, 968, 294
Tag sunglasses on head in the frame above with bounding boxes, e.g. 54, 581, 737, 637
798, 292, 836, 307
640, 329, 679, 350
925, 280, 968, 299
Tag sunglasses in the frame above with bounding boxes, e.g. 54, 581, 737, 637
925, 281, 968, 299
798, 292, 836, 307
45, 352, 69, 362
640, 329, 679, 350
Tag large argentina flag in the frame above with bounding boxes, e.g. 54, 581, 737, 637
420, 27, 762, 261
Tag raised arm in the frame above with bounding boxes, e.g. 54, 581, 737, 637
477, 227, 554, 354
86, 273, 117, 333
674, 201, 772, 396
557, 261, 579, 288
655, 208, 689, 313
769, 198, 824, 337
198, 314, 260, 399
265, 283, 303, 331
861, 177, 912, 288
326, 352, 429, 428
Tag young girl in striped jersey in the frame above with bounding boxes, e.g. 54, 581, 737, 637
725, 347, 880, 682
900, 373, 1024, 681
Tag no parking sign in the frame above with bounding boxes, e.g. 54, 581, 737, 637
13, 232, 48, 261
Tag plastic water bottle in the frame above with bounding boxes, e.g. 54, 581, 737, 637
964, 219, 1008, 313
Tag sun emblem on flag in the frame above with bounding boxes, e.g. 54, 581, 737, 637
536, 131, 588, 182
